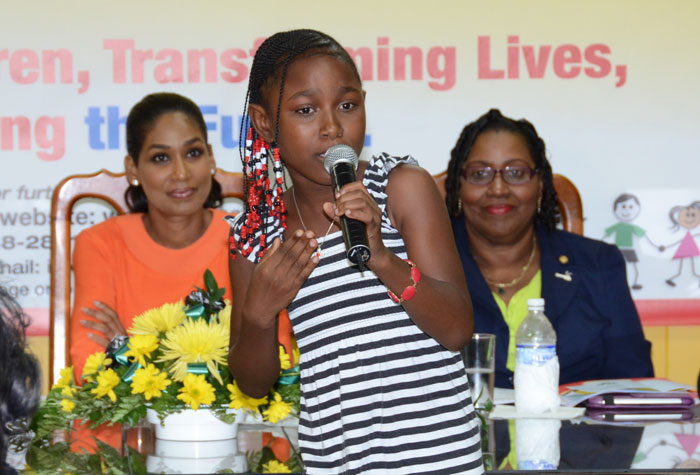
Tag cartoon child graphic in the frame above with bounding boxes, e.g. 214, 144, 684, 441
604, 194, 663, 290
664, 201, 700, 287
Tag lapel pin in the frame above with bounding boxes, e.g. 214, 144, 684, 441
555, 271, 573, 282
558, 255, 569, 264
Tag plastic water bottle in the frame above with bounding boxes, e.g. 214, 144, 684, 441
514, 298, 560, 413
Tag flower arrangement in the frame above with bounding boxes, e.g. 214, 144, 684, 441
27, 270, 301, 472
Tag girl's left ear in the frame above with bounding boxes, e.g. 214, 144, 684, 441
248, 103, 275, 143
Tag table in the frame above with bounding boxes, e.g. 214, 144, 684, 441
9, 407, 700, 473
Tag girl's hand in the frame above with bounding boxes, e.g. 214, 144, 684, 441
80, 301, 126, 348
228, 229, 319, 399
322, 181, 389, 265
242, 230, 320, 326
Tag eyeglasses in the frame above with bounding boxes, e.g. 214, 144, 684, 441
460, 165, 538, 185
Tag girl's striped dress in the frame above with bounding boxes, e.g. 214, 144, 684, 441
232, 153, 483, 474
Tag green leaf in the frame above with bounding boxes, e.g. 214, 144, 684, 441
126, 446, 149, 475
211, 405, 238, 424
97, 439, 147, 475
109, 395, 143, 424
287, 454, 304, 472
204, 269, 217, 291
483, 452, 496, 471
213, 288, 226, 301
246, 448, 264, 473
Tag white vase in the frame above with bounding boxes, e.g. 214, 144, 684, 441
146, 407, 242, 441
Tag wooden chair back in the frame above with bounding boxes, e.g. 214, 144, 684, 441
49, 169, 244, 384
431, 171, 584, 235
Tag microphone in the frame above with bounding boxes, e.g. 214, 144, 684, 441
323, 144, 371, 268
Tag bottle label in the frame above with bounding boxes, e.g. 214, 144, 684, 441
516, 345, 557, 366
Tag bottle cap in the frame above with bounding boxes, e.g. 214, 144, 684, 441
527, 298, 545, 310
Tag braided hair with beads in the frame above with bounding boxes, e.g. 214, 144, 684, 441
445, 108, 561, 231
232, 29, 362, 261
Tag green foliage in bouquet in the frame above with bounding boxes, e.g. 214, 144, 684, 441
24, 439, 147, 475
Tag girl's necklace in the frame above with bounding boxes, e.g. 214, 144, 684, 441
482, 235, 537, 295
292, 187, 336, 259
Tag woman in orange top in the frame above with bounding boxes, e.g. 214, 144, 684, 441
69, 92, 231, 378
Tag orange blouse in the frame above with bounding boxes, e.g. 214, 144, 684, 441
69, 209, 232, 378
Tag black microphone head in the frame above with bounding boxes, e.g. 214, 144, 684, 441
324, 144, 358, 174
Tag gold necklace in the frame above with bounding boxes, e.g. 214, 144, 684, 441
292, 187, 336, 259
483, 235, 537, 295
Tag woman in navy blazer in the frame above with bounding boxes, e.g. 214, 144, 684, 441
446, 109, 653, 388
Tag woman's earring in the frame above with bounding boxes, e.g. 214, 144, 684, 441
131, 179, 139, 186
457, 199, 463, 214
210, 168, 216, 176
537, 195, 542, 214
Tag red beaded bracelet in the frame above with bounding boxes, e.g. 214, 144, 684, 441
387, 259, 421, 304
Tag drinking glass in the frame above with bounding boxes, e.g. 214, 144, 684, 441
462, 333, 496, 409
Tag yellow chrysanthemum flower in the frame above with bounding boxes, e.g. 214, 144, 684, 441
130, 364, 172, 400
61, 386, 76, 398
124, 334, 159, 367
128, 301, 186, 336
82, 352, 112, 382
262, 460, 291, 473
177, 373, 215, 410
216, 302, 231, 328
60, 398, 75, 413
157, 318, 229, 384
54, 366, 73, 389
91, 368, 120, 402
279, 345, 291, 371
263, 392, 293, 424
227, 381, 268, 413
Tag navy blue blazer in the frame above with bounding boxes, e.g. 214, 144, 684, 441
452, 216, 654, 388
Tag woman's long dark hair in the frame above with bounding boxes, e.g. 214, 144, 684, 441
124, 92, 222, 213
445, 108, 560, 231
0, 286, 41, 463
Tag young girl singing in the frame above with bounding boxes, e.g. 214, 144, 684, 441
227, 29, 483, 474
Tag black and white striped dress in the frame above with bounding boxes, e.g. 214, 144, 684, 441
234, 154, 483, 474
